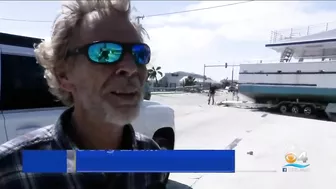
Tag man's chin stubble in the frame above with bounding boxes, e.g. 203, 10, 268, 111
103, 104, 141, 125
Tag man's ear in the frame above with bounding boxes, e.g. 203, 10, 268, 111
55, 68, 74, 92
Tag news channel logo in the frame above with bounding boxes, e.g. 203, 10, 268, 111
282, 151, 310, 172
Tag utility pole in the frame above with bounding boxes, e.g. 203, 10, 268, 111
231, 66, 234, 87
231, 66, 235, 100
203, 64, 206, 90
135, 15, 144, 24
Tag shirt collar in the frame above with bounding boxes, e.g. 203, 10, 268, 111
52, 107, 138, 150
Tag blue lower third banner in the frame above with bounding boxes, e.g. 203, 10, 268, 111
22, 150, 235, 173
76, 150, 235, 173
22, 150, 67, 173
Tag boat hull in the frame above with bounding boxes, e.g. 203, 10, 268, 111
239, 61, 336, 103
239, 84, 336, 103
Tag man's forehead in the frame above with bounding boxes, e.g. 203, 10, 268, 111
71, 11, 141, 47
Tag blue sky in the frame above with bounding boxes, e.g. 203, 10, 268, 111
1, 1, 336, 81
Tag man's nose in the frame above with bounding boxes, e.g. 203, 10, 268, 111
115, 54, 137, 77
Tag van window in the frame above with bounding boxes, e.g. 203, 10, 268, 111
1, 54, 64, 110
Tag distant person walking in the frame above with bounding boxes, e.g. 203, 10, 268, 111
208, 84, 216, 105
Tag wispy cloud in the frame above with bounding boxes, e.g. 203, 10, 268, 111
142, 1, 336, 80
1, 1, 336, 80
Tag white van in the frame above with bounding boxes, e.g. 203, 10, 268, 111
0, 32, 175, 150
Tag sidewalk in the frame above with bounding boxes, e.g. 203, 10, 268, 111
151, 91, 185, 95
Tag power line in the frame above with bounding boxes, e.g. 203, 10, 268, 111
0, 1, 254, 23
144, 1, 254, 18
0, 17, 50, 23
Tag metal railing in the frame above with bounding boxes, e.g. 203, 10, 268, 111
246, 55, 336, 64
269, 20, 336, 43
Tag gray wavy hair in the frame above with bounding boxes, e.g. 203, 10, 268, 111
34, 0, 148, 106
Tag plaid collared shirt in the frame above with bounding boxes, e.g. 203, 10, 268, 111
0, 108, 166, 189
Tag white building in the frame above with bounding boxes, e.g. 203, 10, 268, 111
158, 71, 220, 88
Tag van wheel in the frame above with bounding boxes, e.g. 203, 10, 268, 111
153, 137, 172, 184
154, 137, 173, 150
162, 173, 170, 185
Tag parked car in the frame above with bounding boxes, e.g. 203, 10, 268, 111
0, 32, 175, 152
0, 32, 176, 184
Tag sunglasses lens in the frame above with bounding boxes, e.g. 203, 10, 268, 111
88, 42, 122, 63
132, 44, 151, 65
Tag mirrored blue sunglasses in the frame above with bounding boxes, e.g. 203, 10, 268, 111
66, 41, 151, 65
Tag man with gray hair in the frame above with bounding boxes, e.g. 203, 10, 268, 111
0, 0, 167, 188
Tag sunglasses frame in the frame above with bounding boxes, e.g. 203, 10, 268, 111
66, 40, 151, 65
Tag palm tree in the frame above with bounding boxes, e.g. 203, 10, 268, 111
184, 76, 197, 86
147, 66, 163, 86
220, 77, 230, 88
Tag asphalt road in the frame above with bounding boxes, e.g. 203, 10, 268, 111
151, 93, 336, 189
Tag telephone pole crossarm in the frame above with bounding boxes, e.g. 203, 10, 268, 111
135, 15, 145, 24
